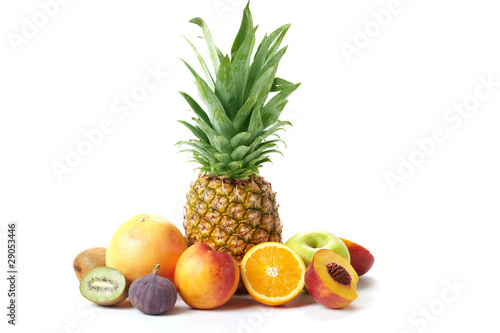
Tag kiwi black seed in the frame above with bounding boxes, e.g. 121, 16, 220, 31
79, 267, 129, 306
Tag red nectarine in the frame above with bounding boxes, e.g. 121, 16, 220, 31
339, 238, 375, 276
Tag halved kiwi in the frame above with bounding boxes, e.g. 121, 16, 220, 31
79, 267, 129, 306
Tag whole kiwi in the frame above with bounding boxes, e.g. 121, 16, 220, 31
73, 247, 106, 282
129, 264, 177, 315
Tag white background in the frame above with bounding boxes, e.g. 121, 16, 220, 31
1, 0, 499, 332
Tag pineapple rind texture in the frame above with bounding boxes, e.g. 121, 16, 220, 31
183, 174, 282, 263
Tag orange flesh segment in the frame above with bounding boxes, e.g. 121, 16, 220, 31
244, 245, 304, 298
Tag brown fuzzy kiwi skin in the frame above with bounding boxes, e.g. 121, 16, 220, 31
73, 247, 107, 282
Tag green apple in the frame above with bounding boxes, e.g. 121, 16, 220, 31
285, 230, 350, 267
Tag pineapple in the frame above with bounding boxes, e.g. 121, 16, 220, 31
177, 3, 299, 268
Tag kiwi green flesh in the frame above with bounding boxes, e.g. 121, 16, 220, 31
79, 267, 128, 306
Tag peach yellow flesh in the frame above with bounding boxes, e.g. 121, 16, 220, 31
305, 249, 358, 309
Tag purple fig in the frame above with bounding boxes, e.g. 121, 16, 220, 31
129, 264, 177, 315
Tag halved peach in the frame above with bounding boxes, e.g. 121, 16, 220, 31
304, 249, 358, 309
339, 238, 375, 276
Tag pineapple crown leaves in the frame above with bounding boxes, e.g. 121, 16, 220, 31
177, 1, 300, 179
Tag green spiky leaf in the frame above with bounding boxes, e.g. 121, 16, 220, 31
260, 121, 292, 139
212, 135, 232, 153
183, 36, 215, 89
192, 118, 217, 145
179, 92, 212, 127
232, 26, 258, 107
231, 1, 253, 58
195, 75, 225, 121
246, 24, 290, 97
229, 161, 242, 171
214, 152, 232, 164
215, 56, 238, 119
177, 120, 209, 143
230, 145, 250, 160
270, 77, 295, 92
232, 89, 260, 131
189, 17, 221, 74
230, 132, 252, 148
213, 107, 235, 138
177, 4, 299, 178
247, 104, 263, 139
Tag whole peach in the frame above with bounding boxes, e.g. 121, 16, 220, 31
174, 243, 239, 309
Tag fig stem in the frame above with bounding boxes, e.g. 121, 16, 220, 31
152, 264, 160, 276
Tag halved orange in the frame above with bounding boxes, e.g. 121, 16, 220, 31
240, 242, 306, 306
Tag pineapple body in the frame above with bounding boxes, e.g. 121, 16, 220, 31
177, 2, 298, 276
184, 174, 282, 263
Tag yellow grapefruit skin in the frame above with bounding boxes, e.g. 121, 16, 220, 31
106, 214, 188, 283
